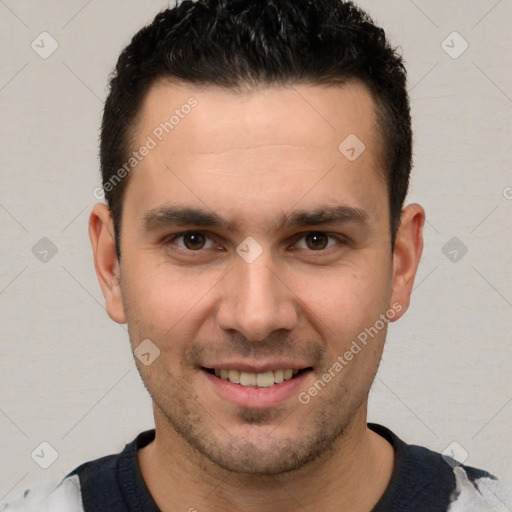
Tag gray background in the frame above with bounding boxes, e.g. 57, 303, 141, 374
1, 0, 511, 501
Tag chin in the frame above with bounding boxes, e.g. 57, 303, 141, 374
202, 439, 314, 475
190, 421, 347, 476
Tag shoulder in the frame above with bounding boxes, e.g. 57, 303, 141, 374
448, 466, 512, 511
0, 475, 83, 512
369, 423, 510, 511
0, 449, 125, 512
0, 431, 154, 512
405, 441, 512, 510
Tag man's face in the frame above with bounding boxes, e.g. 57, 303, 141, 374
110, 80, 406, 474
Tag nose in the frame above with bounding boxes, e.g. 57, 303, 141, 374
216, 254, 298, 342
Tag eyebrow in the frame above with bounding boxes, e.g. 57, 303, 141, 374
142, 205, 369, 233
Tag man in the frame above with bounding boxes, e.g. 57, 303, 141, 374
2, 0, 508, 510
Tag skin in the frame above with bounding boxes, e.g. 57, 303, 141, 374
89, 79, 425, 511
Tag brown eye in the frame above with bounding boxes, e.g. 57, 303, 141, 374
166, 231, 219, 256
182, 232, 207, 250
304, 232, 329, 250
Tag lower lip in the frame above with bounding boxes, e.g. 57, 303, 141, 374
201, 368, 312, 409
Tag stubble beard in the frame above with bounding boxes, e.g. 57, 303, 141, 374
142, 367, 364, 476
123, 293, 379, 477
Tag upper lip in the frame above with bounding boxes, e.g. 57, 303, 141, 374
201, 361, 312, 373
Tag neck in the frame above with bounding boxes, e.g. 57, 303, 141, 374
138, 406, 395, 512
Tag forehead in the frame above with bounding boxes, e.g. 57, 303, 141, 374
124, 79, 387, 231
135, 78, 381, 157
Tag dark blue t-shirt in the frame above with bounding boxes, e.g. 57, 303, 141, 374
67, 423, 494, 511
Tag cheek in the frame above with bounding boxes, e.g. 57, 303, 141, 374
304, 267, 392, 399
121, 257, 223, 343
299, 261, 392, 345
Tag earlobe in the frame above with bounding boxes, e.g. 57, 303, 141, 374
389, 203, 425, 321
88, 203, 126, 324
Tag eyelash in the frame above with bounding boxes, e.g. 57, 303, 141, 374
164, 231, 346, 253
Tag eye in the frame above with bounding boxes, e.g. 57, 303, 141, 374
171, 231, 217, 251
294, 232, 340, 251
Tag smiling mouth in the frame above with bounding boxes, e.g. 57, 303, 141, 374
203, 367, 312, 388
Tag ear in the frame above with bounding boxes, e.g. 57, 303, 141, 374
389, 203, 425, 321
88, 203, 126, 324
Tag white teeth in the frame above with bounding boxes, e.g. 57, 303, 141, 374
228, 369, 240, 383
274, 369, 284, 383
256, 371, 275, 388
213, 368, 301, 387
239, 372, 256, 386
